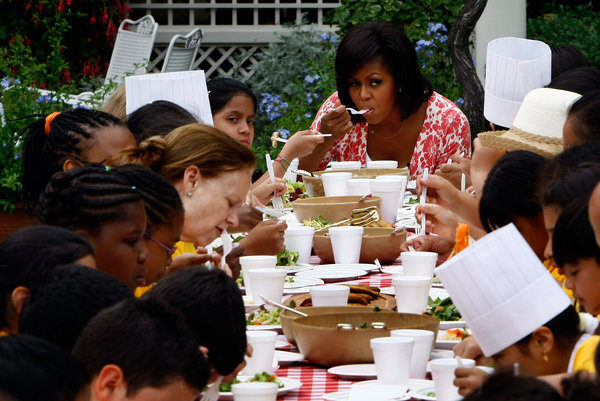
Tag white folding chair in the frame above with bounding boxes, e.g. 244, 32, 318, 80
105, 15, 158, 85
161, 28, 203, 73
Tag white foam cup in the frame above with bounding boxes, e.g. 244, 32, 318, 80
330, 161, 362, 170
321, 172, 353, 196
248, 268, 286, 304
231, 381, 279, 401
346, 178, 372, 197
391, 329, 435, 379
430, 358, 476, 401
370, 336, 414, 385
367, 160, 399, 169
401, 251, 438, 277
370, 179, 403, 224
328, 226, 363, 264
241, 330, 278, 376
309, 285, 350, 306
392, 275, 432, 314
239, 256, 277, 300
283, 226, 315, 264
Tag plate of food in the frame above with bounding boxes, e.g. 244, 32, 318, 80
209, 373, 302, 400
276, 249, 315, 274
435, 328, 469, 349
285, 285, 396, 309
323, 379, 434, 401
246, 305, 282, 331
410, 385, 437, 400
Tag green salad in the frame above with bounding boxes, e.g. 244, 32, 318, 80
425, 296, 462, 321
277, 249, 299, 266
303, 214, 332, 229
246, 305, 281, 325
218, 373, 284, 392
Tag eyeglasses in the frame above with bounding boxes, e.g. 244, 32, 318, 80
144, 232, 176, 257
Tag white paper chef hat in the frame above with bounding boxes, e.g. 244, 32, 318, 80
435, 223, 571, 357
125, 71, 213, 125
484, 37, 552, 128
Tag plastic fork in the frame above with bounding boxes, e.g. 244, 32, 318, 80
325, 107, 368, 115
200, 375, 223, 401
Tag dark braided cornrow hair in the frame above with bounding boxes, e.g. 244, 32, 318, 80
36, 164, 142, 235
112, 164, 183, 230
22, 108, 125, 214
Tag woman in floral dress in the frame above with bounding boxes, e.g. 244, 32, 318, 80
299, 21, 471, 179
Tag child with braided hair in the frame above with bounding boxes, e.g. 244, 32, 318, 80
21, 108, 134, 214
36, 164, 149, 291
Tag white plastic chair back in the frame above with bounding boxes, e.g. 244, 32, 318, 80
105, 15, 158, 85
161, 28, 203, 73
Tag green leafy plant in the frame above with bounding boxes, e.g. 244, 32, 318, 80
528, 3, 600, 68
0, 7, 120, 212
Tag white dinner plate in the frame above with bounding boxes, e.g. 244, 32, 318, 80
380, 266, 403, 275
208, 376, 302, 400
410, 386, 437, 400
439, 320, 467, 330
435, 329, 468, 349
327, 364, 377, 381
255, 206, 293, 218
284, 276, 324, 289
274, 350, 304, 366
242, 295, 262, 313
277, 263, 315, 274
295, 267, 367, 283
275, 339, 289, 349
323, 379, 433, 401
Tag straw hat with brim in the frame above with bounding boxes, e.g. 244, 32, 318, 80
478, 87, 581, 158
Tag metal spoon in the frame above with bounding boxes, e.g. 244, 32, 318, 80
260, 295, 308, 317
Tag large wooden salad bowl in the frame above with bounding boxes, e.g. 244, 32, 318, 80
291, 195, 382, 224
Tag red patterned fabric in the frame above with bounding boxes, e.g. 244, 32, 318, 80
310, 92, 471, 179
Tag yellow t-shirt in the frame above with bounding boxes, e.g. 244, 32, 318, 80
573, 334, 600, 373
135, 242, 196, 298
544, 259, 573, 299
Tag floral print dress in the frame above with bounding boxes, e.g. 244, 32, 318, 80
310, 91, 471, 179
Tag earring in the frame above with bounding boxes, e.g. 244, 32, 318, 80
187, 191, 193, 197
542, 351, 549, 362
398, 88, 402, 93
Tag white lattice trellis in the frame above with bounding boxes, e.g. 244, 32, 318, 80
128, 0, 339, 79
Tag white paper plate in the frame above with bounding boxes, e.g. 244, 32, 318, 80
435, 330, 467, 349
275, 339, 289, 349
242, 295, 262, 313
284, 276, 324, 289
295, 267, 367, 283
410, 385, 436, 400
380, 266, 404, 275
439, 320, 467, 330
277, 263, 315, 274
324, 379, 433, 401
379, 287, 449, 300
256, 206, 293, 218
275, 350, 304, 366
208, 376, 302, 400
327, 364, 377, 381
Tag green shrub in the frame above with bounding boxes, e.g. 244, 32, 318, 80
528, 3, 600, 68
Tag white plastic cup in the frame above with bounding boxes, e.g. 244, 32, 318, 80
321, 172, 353, 197
239, 256, 277, 300
346, 178, 373, 197
330, 161, 362, 170
392, 275, 432, 314
370, 179, 403, 224
391, 329, 435, 379
283, 226, 315, 264
248, 268, 286, 304
430, 358, 476, 401
241, 330, 278, 376
375, 175, 408, 209
401, 251, 438, 277
329, 226, 364, 264
231, 382, 279, 401
367, 160, 399, 169
370, 336, 414, 385
309, 285, 350, 306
